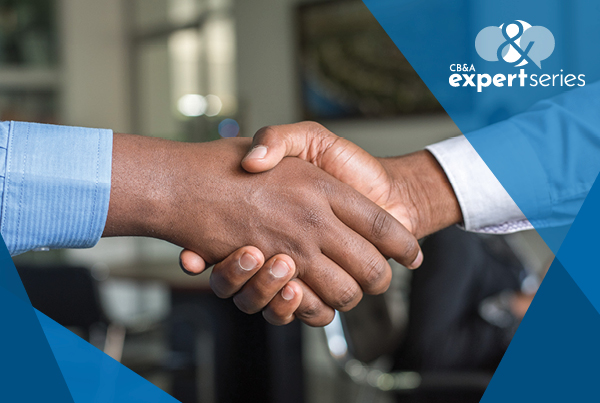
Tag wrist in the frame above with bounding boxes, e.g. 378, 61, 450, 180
103, 135, 256, 254
103, 133, 180, 240
378, 150, 462, 238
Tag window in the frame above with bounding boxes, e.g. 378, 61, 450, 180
130, 0, 238, 141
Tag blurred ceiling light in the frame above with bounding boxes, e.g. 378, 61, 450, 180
169, 29, 200, 60
218, 118, 240, 138
178, 94, 207, 117
205, 94, 223, 117
206, 17, 235, 64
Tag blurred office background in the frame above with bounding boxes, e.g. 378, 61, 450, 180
3, 0, 553, 402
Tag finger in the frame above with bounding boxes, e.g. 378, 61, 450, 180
233, 254, 296, 314
321, 221, 393, 295
262, 280, 303, 326
209, 246, 264, 298
241, 122, 338, 173
242, 123, 396, 221
241, 123, 392, 215
293, 279, 336, 327
327, 186, 423, 269
300, 254, 363, 313
180, 249, 208, 275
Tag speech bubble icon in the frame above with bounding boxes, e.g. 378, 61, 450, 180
520, 26, 555, 68
475, 26, 505, 61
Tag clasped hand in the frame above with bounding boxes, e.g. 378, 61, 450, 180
179, 122, 426, 326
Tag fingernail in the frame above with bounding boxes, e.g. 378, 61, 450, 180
245, 145, 268, 160
282, 285, 295, 301
239, 253, 258, 271
409, 250, 423, 269
270, 260, 290, 278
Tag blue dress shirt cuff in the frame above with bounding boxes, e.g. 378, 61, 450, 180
465, 119, 553, 229
0, 121, 113, 256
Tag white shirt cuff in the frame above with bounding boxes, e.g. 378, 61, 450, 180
426, 136, 532, 234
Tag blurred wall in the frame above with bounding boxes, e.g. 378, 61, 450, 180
57, 0, 459, 160
234, 0, 461, 157
57, 0, 162, 271
58, 0, 131, 133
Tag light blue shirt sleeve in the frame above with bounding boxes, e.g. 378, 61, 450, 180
466, 81, 600, 230
460, 81, 600, 251
0, 121, 113, 256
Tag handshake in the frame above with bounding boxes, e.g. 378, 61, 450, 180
104, 122, 463, 326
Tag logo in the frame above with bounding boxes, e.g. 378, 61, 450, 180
448, 20, 583, 92
475, 20, 555, 69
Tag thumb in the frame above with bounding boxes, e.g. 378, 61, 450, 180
179, 249, 208, 275
241, 122, 337, 173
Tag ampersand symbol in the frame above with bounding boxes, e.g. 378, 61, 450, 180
497, 20, 536, 67
476, 20, 554, 68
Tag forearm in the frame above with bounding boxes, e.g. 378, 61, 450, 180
103, 133, 178, 239
379, 150, 462, 239
103, 134, 266, 260
103, 134, 256, 247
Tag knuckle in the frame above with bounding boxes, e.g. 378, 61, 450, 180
315, 178, 334, 197
305, 311, 335, 327
282, 239, 307, 262
263, 309, 292, 326
233, 294, 259, 315
303, 121, 324, 132
361, 255, 389, 294
370, 210, 393, 240
251, 284, 273, 304
256, 125, 278, 142
304, 120, 322, 128
402, 239, 419, 264
300, 207, 328, 230
269, 302, 291, 318
296, 298, 323, 320
304, 120, 338, 146
331, 281, 362, 311
209, 275, 233, 299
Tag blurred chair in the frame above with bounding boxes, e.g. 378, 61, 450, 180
16, 265, 125, 361
324, 308, 492, 397
323, 226, 529, 402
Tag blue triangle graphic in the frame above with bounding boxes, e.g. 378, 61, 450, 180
556, 171, 600, 316
0, 238, 31, 304
36, 309, 179, 403
481, 259, 600, 402
0, 234, 178, 402
0, 261, 74, 402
